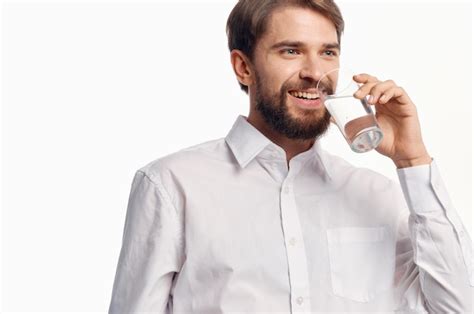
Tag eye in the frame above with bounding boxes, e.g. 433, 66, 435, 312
283, 48, 300, 55
324, 50, 338, 57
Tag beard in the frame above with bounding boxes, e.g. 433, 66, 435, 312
254, 73, 332, 141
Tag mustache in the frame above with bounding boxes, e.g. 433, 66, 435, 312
284, 79, 334, 96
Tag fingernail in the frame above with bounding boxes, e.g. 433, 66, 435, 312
368, 95, 374, 103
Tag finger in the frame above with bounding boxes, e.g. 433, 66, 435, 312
378, 88, 396, 104
353, 82, 378, 100
381, 86, 412, 104
383, 86, 412, 104
368, 80, 397, 104
353, 73, 379, 84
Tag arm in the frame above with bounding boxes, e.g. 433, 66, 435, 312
395, 159, 472, 313
109, 170, 184, 314
352, 73, 472, 312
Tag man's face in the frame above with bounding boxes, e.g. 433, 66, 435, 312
251, 6, 340, 140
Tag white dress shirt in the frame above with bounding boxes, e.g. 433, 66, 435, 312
109, 115, 473, 313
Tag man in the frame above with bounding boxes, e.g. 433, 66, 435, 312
109, 0, 473, 313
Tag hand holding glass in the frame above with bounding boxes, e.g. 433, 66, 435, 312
317, 67, 383, 153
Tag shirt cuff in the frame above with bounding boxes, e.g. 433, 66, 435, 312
396, 158, 445, 214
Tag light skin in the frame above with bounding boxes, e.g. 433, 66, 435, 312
230, 6, 431, 169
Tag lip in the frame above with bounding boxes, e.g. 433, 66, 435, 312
288, 92, 325, 109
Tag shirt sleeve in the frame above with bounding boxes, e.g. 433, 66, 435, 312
108, 170, 185, 314
394, 158, 473, 313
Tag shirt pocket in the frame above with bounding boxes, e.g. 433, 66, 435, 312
326, 226, 395, 303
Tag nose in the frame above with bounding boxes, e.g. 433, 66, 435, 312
299, 55, 326, 83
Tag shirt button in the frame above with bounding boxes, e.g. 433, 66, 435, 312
296, 296, 304, 305
289, 237, 296, 246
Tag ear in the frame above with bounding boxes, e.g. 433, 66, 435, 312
230, 49, 254, 88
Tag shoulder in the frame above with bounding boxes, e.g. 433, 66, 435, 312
136, 137, 228, 184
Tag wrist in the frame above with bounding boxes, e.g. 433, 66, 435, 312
394, 154, 432, 169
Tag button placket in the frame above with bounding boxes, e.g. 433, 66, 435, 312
279, 178, 312, 312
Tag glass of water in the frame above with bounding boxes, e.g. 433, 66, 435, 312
317, 67, 383, 153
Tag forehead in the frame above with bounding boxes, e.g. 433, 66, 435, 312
261, 6, 338, 47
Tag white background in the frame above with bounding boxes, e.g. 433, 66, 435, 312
1, 0, 472, 312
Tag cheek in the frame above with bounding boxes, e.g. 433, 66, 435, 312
276, 61, 301, 80
264, 57, 300, 82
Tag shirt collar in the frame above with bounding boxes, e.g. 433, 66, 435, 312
225, 115, 273, 168
225, 115, 333, 180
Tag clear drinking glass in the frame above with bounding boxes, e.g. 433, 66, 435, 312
317, 67, 383, 153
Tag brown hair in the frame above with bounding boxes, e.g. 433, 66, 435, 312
226, 0, 345, 93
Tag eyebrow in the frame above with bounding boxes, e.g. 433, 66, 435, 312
322, 42, 341, 51
270, 40, 340, 52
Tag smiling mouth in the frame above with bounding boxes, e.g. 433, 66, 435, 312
288, 90, 320, 100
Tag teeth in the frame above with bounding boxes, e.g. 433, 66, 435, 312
290, 91, 319, 99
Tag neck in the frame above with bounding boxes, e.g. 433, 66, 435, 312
246, 111, 315, 165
